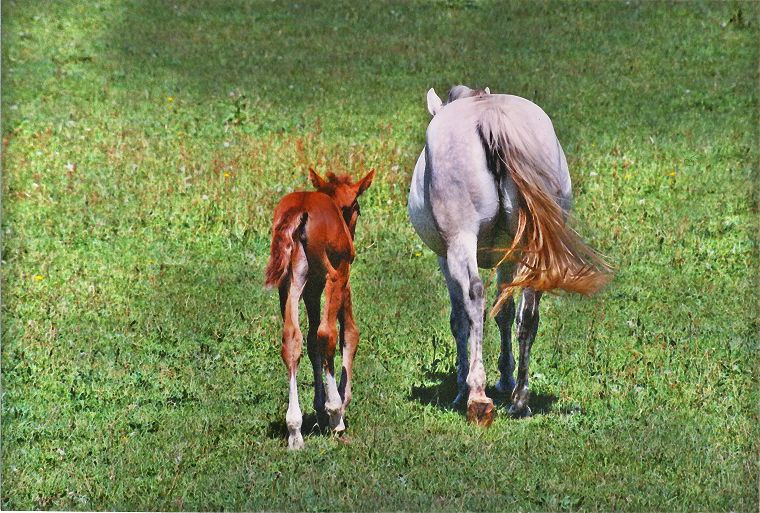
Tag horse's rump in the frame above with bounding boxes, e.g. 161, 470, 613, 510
264, 208, 308, 289
476, 106, 613, 312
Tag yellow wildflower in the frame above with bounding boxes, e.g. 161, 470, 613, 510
34, 275, 44, 281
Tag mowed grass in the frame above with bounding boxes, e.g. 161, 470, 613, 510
2, 0, 757, 510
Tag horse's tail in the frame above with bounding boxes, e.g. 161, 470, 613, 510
476, 107, 613, 313
264, 209, 308, 290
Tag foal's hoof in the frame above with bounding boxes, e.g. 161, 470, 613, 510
325, 403, 345, 433
314, 409, 330, 429
467, 397, 495, 427
510, 386, 531, 418
330, 415, 346, 433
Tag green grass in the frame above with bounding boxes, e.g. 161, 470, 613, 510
2, 0, 757, 510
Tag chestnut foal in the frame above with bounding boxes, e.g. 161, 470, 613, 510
264, 168, 374, 449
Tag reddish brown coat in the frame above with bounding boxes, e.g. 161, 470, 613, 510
264, 168, 374, 449
264, 191, 355, 289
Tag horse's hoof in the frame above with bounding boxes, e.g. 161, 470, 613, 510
508, 404, 532, 418
467, 397, 495, 427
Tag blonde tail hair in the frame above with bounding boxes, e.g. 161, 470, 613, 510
477, 108, 613, 315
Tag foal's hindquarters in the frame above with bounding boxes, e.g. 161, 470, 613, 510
279, 245, 356, 449
265, 169, 374, 449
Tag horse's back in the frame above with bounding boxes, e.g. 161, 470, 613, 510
428, 94, 570, 194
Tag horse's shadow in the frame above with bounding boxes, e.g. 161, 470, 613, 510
410, 370, 561, 416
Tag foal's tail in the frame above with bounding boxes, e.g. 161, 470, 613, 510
477, 108, 613, 313
264, 209, 307, 290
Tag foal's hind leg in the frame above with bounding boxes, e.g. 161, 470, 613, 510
510, 287, 542, 418
304, 281, 326, 421
494, 265, 517, 396
279, 246, 308, 449
318, 264, 348, 431
338, 283, 359, 419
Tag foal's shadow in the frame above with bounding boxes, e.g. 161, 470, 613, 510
266, 412, 340, 442
410, 370, 559, 416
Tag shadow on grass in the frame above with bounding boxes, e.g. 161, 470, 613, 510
267, 411, 348, 443
410, 370, 560, 416
90, 0, 709, 141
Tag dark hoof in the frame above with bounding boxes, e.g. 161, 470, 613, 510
467, 397, 495, 427
510, 386, 530, 416
508, 404, 532, 418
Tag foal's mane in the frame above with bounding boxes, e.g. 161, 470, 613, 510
317, 172, 354, 195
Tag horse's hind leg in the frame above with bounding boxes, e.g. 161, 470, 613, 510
441, 234, 493, 425
280, 244, 308, 449
494, 266, 517, 396
439, 256, 470, 408
509, 287, 542, 418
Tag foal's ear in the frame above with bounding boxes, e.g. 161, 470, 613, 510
355, 169, 375, 197
308, 167, 327, 190
426, 88, 442, 116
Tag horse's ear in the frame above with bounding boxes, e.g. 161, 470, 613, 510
355, 169, 375, 197
426, 88, 442, 116
309, 167, 327, 189
484, 87, 491, 94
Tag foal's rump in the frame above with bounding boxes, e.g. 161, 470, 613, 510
265, 192, 357, 291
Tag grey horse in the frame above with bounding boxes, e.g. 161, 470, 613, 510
408, 85, 611, 423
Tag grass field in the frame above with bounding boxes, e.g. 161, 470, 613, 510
2, 0, 758, 510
